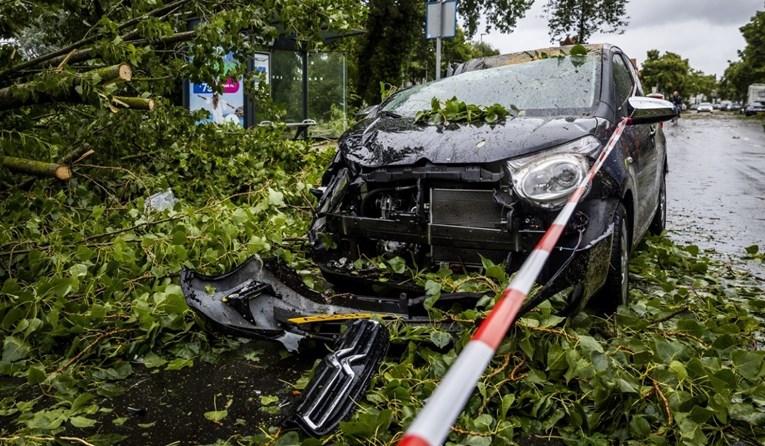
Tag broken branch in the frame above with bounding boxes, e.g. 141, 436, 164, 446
1, 156, 72, 180
111, 96, 155, 110
0, 64, 132, 110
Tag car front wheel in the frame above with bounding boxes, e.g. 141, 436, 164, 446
589, 203, 630, 313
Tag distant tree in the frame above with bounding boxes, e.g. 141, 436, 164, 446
739, 10, 765, 81
720, 60, 747, 102
355, 0, 422, 105
721, 9, 765, 102
459, 0, 535, 36
686, 69, 718, 100
543, 0, 629, 43
639, 50, 691, 97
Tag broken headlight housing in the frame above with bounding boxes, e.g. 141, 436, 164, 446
507, 136, 601, 209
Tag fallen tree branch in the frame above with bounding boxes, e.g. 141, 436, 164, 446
649, 305, 690, 325
111, 96, 155, 110
651, 378, 674, 425
0, 64, 132, 110
43, 31, 196, 68
1, 156, 72, 180
53, 328, 135, 374
0, 0, 189, 79
58, 145, 95, 165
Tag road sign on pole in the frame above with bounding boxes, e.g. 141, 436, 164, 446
425, 0, 457, 80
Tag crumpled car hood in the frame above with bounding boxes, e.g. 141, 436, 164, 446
340, 115, 601, 167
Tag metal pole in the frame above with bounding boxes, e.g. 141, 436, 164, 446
302, 49, 309, 121
436, 36, 441, 80
342, 52, 347, 131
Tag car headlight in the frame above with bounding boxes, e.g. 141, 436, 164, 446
507, 136, 601, 209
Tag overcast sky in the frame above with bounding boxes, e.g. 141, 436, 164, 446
479, 0, 763, 78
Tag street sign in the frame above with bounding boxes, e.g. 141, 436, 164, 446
425, 0, 457, 39
425, 0, 457, 80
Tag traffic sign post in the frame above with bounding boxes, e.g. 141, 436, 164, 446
425, 0, 457, 80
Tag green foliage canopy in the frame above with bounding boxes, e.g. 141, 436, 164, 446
639, 50, 691, 97
543, 0, 629, 44
722, 9, 765, 102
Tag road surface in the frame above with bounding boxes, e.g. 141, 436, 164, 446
663, 112, 765, 261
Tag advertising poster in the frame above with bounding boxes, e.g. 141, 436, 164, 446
253, 52, 270, 84
188, 52, 245, 125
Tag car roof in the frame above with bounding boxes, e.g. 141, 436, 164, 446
448, 43, 610, 76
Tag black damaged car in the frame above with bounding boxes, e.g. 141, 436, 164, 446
308, 44, 675, 313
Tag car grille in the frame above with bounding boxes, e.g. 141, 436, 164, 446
429, 188, 507, 265
429, 189, 502, 229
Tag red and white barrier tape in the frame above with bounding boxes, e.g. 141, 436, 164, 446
398, 118, 629, 446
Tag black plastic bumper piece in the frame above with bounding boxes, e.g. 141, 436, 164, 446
287, 319, 389, 436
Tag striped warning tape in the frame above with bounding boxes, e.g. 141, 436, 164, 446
398, 118, 630, 446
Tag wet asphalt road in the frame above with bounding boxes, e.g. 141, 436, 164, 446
662, 112, 765, 259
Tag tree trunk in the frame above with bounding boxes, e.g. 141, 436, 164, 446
0, 64, 132, 110
1, 156, 73, 180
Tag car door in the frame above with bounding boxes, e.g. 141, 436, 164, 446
611, 52, 660, 241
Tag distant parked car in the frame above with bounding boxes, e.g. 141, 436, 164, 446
727, 102, 742, 112
744, 101, 765, 116
697, 102, 714, 113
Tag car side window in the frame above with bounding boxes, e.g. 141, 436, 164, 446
612, 55, 634, 118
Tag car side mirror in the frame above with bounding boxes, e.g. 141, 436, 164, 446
626, 97, 676, 124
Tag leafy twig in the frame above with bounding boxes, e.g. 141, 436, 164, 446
649, 305, 690, 325
651, 378, 674, 425
661, 330, 709, 348
53, 328, 135, 374
83, 215, 183, 242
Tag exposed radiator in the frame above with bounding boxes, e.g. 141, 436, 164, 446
429, 188, 506, 265
429, 188, 502, 228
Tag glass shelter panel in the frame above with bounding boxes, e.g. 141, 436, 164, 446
271, 51, 305, 123
309, 52, 347, 138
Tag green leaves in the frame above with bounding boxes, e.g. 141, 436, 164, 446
2, 336, 30, 363
415, 97, 513, 126
732, 350, 765, 381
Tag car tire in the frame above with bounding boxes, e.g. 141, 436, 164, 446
589, 203, 630, 314
648, 170, 666, 235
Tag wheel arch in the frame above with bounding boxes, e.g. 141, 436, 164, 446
621, 189, 635, 251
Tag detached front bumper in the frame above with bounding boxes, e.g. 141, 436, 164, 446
181, 256, 438, 352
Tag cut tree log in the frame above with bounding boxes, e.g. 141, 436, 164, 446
1, 156, 72, 181
93, 64, 133, 84
111, 96, 154, 110
0, 64, 132, 111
